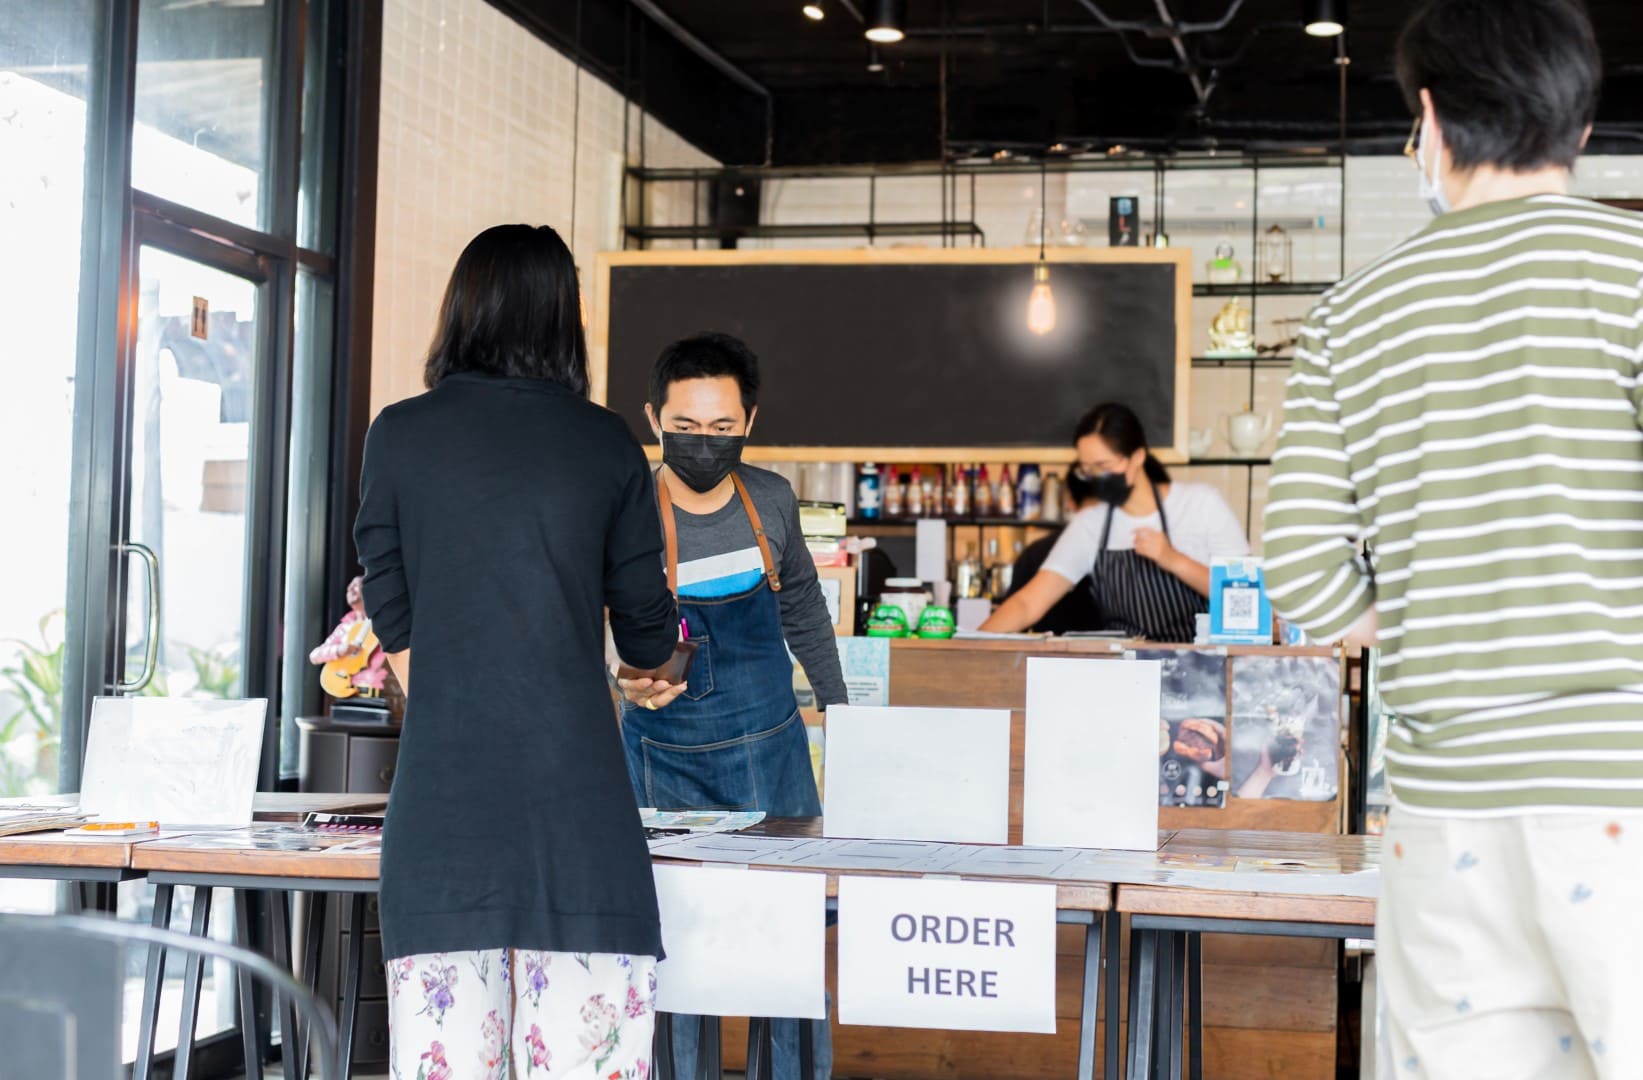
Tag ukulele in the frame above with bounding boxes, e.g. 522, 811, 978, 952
320, 617, 381, 698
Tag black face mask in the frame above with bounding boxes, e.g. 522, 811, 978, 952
662, 433, 745, 494
1088, 470, 1133, 507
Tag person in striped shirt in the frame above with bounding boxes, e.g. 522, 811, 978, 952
1264, 1, 1643, 1075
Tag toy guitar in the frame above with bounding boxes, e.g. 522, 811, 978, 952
320, 618, 381, 698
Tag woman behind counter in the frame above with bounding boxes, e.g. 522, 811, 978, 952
982, 402, 1249, 642
355, 224, 679, 1076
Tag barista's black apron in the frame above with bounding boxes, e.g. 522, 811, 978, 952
1089, 479, 1207, 642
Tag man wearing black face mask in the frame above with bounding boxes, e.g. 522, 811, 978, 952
615, 331, 845, 1080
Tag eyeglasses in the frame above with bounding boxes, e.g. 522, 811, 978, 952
1403, 116, 1420, 162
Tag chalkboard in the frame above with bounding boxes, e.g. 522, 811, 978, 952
595, 250, 1190, 460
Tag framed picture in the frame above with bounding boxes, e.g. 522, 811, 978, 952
815, 565, 856, 636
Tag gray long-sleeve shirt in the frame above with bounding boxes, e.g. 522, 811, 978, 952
664, 465, 849, 707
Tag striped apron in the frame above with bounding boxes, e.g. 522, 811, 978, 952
1087, 480, 1207, 643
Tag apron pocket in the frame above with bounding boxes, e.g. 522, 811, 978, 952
679, 636, 715, 702
641, 730, 757, 811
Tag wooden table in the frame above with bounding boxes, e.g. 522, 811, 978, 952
1117, 830, 1380, 1080
0, 794, 385, 1080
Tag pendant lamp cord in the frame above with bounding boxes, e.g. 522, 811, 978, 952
570, 0, 583, 250
1039, 159, 1047, 261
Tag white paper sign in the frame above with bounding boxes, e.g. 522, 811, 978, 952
824, 705, 1010, 844
1023, 657, 1160, 851
80, 697, 267, 827
837, 875, 1056, 1033
653, 865, 828, 1019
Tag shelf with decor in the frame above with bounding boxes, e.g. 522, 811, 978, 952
1193, 281, 1334, 297
1192, 355, 1294, 368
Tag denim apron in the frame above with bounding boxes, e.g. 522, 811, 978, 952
621, 472, 822, 818
1088, 478, 1207, 643
621, 472, 829, 1080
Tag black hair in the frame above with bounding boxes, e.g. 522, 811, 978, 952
1396, 0, 1600, 172
423, 224, 588, 394
648, 332, 760, 415
1074, 402, 1170, 486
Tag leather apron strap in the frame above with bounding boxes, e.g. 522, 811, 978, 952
658, 471, 782, 596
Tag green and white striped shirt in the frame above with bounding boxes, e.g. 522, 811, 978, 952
1264, 194, 1643, 816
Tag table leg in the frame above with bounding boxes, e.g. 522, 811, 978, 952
232, 890, 263, 1080
297, 891, 328, 1080
173, 885, 214, 1080
1076, 918, 1102, 1080
653, 1013, 676, 1080
268, 890, 302, 1078
337, 892, 367, 1077
1127, 929, 1157, 1080
799, 1014, 815, 1080
1104, 913, 1122, 1080
1151, 932, 1175, 1080
1164, 933, 1186, 1080
696, 1015, 722, 1080
135, 882, 174, 1080
1187, 933, 1202, 1080
745, 1017, 767, 1080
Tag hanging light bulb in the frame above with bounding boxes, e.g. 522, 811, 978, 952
1027, 262, 1056, 336
1026, 159, 1056, 336
803, 2, 826, 21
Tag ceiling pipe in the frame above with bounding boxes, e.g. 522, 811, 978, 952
627, 0, 774, 163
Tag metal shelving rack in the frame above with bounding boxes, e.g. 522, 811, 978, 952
622, 153, 1348, 526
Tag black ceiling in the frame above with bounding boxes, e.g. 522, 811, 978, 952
501, 1, 1643, 167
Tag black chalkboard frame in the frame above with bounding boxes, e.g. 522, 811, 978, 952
592, 246, 1194, 464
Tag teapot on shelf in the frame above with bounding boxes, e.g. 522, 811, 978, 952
1224, 410, 1274, 457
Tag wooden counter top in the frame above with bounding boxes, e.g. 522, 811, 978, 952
890, 637, 1347, 659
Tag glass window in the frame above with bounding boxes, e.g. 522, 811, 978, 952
0, 0, 94, 915
132, 0, 277, 230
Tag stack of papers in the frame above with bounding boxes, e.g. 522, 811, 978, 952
0, 805, 92, 837
641, 810, 766, 834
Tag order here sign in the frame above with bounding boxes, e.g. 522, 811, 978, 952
837, 875, 1057, 1034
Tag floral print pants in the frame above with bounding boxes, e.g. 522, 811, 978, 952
388, 949, 657, 1080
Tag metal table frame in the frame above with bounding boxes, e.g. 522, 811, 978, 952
1125, 914, 1373, 1080
135, 871, 378, 1080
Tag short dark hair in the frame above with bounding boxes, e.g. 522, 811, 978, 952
423, 224, 589, 394
1074, 402, 1170, 486
1396, 0, 1600, 172
648, 332, 760, 415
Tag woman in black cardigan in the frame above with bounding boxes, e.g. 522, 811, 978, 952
356, 224, 679, 1077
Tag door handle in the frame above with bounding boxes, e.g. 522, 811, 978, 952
117, 541, 161, 694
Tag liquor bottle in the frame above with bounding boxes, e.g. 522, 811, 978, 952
955, 543, 983, 599
907, 470, 926, 517
885, 472, 906, 518
974, 465, 995, 518
857, 463, 882, 520
997, 466, 1017, 518
949, 464, 971, 517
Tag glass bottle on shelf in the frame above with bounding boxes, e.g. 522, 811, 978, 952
955, 543, 983, 599
997, 466, 1017, 518
949, 465, 971, 517
973, 466, 995, 518
885, 473, 906, 518
1041, 471, 1063, 523
857, 463, 882, 520
920, 471, 940, 518
1018, 464, 1042, 520
907, 470, 926, 517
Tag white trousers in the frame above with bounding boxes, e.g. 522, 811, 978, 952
387, 949, 657, 1080
1377, 810, 1643, 1080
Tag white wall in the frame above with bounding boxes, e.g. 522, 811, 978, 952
372, 0, 715, 412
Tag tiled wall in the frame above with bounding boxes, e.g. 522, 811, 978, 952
371, 0, 714, 412
749, 156, 1643, 547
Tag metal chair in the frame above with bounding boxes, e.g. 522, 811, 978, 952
0, 913, 341, 1080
